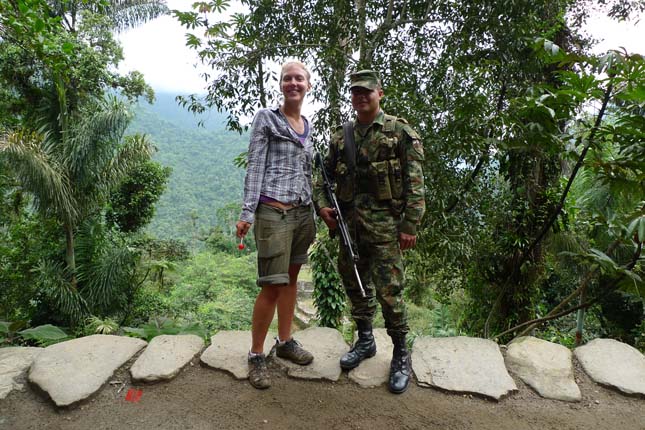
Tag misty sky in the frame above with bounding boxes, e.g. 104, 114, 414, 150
117, 1, 645, 95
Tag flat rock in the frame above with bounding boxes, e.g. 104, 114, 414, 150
200, 331, 275, 379
0, 347, 43, 399
130, 335, 204, 382
412, 336, 517, 400
574, 338, 645, 395
505, 336, 580, 402
348, 328, 392, 388
274, 327, 349, 381
28, 335, 146, 407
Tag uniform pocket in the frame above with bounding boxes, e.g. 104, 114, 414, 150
360, 207, 398, 243
388, 158, 403, 199
369, 160, 392, 201
335, 162, 354, 202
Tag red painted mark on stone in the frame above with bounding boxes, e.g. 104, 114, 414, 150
125, 388, 143, 403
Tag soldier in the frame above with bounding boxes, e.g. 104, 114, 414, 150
313, 69, 425, 394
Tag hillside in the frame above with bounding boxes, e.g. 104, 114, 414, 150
127, 93, 248, 241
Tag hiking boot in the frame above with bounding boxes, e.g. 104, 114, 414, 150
388, 334, 411, 394
340, 320, 377, 370
248, 353, 270, 389
275, 338, 314, 365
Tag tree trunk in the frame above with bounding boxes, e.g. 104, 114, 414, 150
64, 222, 78, 290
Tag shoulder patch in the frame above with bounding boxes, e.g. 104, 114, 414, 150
396, 117, 409, 124
402, 124, 421, 140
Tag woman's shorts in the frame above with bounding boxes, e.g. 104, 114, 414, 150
253, 203, 315, 286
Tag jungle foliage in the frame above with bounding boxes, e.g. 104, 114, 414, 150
0, 0, 643, 349
126, 94, 248, 241
0, 0, 169, 327
176, 0, 644, 344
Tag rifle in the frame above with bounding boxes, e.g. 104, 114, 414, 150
314, 151, 366, 297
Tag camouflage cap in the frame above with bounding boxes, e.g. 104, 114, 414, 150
349, 70, 381, 90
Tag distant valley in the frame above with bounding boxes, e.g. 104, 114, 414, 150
127, 93, 248, 242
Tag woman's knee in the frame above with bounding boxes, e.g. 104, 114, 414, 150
258, 285, 282, 302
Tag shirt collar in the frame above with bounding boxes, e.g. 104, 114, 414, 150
354, 110, 385, 127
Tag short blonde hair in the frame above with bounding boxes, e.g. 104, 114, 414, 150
280, 61, 311, 83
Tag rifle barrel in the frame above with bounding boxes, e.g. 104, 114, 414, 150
315, 152, 366, 298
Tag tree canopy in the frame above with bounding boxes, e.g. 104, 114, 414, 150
176, 0, 644, 341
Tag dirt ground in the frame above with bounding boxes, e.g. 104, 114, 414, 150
1, 357, 644, 430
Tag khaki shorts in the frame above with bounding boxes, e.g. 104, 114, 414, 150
253, 203, 315, 286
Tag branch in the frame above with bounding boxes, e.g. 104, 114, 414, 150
515, 82, 614, 273
515, 239, 622, 337
493, 298, 597, 340
385, 0, 394, 23
445, 84, 506, 214
492, 239, 642, 340
367, 3, 428, 59
356, 0, 367, 65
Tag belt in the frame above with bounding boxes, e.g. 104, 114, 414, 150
261, 201, 298, 211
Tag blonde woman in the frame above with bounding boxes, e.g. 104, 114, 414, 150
236, 61, 315, 389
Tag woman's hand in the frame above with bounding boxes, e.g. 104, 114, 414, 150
236, 220, 251, 238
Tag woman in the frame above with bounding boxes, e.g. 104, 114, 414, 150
236, 61, 316, 389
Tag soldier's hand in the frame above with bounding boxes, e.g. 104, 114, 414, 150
236, 220, 251, 238
399, 232, 417, 250
319, 207, 338, 230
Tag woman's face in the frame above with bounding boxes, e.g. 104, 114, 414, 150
281, 65, 310, 103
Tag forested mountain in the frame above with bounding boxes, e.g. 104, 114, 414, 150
127, 93, 248, 241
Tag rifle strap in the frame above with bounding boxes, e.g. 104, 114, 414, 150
342, 121, 357, 243
342, 121, 355, 179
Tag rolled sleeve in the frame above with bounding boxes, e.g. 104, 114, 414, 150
239, 111, 270, 224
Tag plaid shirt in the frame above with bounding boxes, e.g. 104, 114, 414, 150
240, 107, 314, 224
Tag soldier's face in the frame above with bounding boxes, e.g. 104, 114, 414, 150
351, 87, 383, 117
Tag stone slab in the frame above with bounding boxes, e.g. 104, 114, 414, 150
0, 347, 43, 399
506, 336, 580, 402
412, 336, 517, 400
200, 330, 275, 379
28, 335, 146, 407
575, 338, 645, 396
348, 328, 393, 388
130, 334, 204, 382
275, 327, 349, 381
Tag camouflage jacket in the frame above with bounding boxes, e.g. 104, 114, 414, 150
313, 111, 425, 242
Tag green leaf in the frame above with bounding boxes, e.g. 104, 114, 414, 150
34, 18, 45, 33
61, 42, 74, 54
626, 216, 645, 242
122, 327, 146, 338
587, 248, 616, 266
18, 324, 68, 343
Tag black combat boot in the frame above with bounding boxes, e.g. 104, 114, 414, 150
388, 333, 411, 394
340, 320, 377, 370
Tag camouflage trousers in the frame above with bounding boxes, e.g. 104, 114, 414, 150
338, 232, 408, 336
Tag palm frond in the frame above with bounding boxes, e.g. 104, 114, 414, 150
79, 238, 137, 311
104, 133, 153, 182
65, 97, 132, 180
93, 0, 169, 32
0, 129, 77, 224
36, 259, 88, 323
545, 230, 587, 255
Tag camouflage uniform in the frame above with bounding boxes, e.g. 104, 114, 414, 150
313, 110, 425, 336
